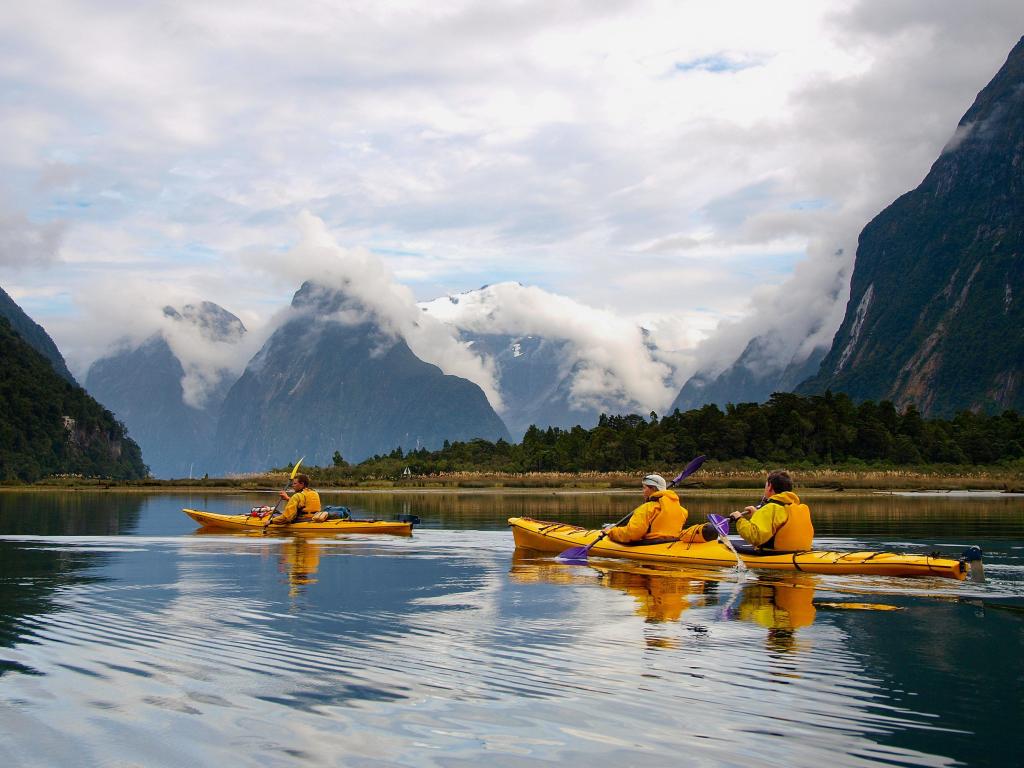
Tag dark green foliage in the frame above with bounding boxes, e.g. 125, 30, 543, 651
323, 391, 1024, 477
0, 285, 76, 384
0, 318, 148, 483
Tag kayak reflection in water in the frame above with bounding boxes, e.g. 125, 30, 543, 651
728, 579, 817, 654
279, 538, 322, 598
508, 552, 717, 623
598, 568, 716, 623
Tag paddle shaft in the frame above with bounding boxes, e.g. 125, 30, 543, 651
718, 513, 748, 572
264, 458, 305, 533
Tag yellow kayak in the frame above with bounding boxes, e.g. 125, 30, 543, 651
184, 508, 414, 535
509, 517, 973, 580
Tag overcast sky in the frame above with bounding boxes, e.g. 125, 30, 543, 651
1, 0, 1022, 381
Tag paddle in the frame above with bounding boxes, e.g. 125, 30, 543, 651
263, 457, 305, 533
557, 455, 707, 562
707, 513, 748, 573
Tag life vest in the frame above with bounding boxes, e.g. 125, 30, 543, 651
767, 495, 813, 551
295, 488, 322, 515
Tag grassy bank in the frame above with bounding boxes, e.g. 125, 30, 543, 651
11, 461, 1024, 492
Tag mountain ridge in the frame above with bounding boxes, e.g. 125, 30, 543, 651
799, 36, 1024, 415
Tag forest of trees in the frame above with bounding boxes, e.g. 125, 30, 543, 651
0, 318, 148, 483
325, 391, 1023, 478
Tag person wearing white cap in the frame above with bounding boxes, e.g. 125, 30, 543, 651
602, 473, 688, 545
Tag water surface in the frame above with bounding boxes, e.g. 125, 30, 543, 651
0, 490, 1021, 766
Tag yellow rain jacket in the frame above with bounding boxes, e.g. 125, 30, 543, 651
606, 489, 688, 544
275, 488, 322, 524
736, 491, 813, 550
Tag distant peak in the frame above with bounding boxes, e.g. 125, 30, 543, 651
164, 300, 246, 342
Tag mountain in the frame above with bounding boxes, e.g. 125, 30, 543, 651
0, 285, 76, 383
85, 302, 246, 478
420, 283, 678, 438
458, 332, 603, 439
671, 334, 827, 412
0, 316, 147, 482
208, 281, 512, 473
799, 37, 1024, 416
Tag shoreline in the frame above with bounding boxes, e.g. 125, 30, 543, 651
6, 466, 1022, 494
2, 484, 1022, 497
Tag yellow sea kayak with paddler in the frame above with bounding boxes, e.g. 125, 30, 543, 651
184, 508, 416, 534
509, 517, 979, 580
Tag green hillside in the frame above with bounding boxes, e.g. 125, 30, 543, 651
0, 317, 148, 482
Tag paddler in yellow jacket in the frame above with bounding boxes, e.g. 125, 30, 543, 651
603, 474, 688, 544
728, 470, 813, 551
271, 473, 323, 524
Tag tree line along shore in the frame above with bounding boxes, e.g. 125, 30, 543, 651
5, 392, 1023, 491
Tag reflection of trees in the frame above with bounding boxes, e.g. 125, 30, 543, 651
0, 543, 107, 663
0, 493, 145, 664
320, 491, 637, 531
325, 490, 1024, 544
0, 491, 144, 536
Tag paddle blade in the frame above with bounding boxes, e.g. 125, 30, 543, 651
556, 545, 592, 563
669, 455, 706, 487
708, 513, 731, 538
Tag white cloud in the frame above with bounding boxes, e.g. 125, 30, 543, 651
420, 282, 679, 413
248, 212, 505, 409
0, 0, 1021, 400
0, 206, 66, 268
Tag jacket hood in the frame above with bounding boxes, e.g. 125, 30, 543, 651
651, 489, 680, 502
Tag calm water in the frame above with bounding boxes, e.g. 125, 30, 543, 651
0, 490, 1021, 767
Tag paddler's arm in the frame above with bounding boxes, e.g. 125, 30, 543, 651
605, 503, 655, 544
731, 506, 776, 547
273, 492, 302, 524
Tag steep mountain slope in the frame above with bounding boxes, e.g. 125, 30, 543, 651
671, 334, 826, 412
800, 37, 1024, 415
0, 317, 147, 482
209, 282, 511, 473
459, 332, 603, 439
0, 285, 76, 383
85, 302, 246, 478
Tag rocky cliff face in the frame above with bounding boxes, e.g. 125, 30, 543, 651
0, 284, 76, 383
459, 332, 603, 439
671, 333, 827, 412
800, 37, 1024, 415
85, 302, 246, 478
0, 316, 147, 482
209, 282, 511, 473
